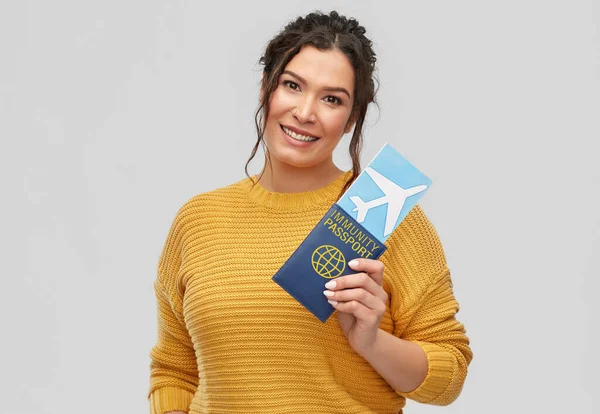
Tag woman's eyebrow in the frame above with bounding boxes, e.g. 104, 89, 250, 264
282, 70, 351, 99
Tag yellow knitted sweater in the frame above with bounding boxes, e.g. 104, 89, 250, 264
148, 171, 472, 414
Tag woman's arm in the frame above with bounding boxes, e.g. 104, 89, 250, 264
392, 268, 472, 405
326, 260, 472, 405
148, 205, 199, 413
148, 278, 199, 413
357, 329, 428, 393
324, 259, 427, 391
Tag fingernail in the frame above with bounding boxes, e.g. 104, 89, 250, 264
323, 290, 334, 297
348, 259, 359, 267
328, 300, 338, 306
324, 280, 336, 289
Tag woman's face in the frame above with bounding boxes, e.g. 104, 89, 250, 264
263, 45, 356, 170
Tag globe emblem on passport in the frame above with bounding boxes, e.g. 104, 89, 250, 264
311, 245, 346, 278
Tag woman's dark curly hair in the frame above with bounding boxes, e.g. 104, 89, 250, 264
245, 10, 379, 195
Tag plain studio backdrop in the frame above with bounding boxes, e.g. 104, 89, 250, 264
1, 1, 598, 413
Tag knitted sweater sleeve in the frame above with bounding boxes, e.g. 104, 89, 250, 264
148, 203, 199, 413
386, 206, 473, 406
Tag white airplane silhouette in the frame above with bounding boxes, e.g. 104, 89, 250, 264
349, 167, 428, 237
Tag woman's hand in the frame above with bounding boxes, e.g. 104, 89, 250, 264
323, 258, 388, 353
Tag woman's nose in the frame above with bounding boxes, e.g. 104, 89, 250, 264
293, 98, 316, 123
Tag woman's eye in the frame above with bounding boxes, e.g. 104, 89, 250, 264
284, 80, 300, 91
325, 96, 342, 105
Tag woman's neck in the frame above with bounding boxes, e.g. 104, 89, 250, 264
258, 157, 344, 193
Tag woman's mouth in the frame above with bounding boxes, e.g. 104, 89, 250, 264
281, 125, 319, 142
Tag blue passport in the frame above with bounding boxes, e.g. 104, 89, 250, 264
273, 143, 432, 322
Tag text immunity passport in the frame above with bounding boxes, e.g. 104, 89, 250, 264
273, 143, 433, 322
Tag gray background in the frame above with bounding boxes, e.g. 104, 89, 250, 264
1, 1, 598, 413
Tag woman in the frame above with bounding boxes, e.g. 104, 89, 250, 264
148, 10, 472, 414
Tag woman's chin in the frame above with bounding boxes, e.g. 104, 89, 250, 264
278, 156, 318, 169
268, 149, 323, 169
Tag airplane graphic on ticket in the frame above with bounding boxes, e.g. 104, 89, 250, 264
349, 167, 428, 237
337, 143, 433, 242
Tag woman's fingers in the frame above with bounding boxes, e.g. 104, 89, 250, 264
324, 287, 385, 312
327, 299, 381, 325
325, 272, 388, 302
348, 258, 385, 285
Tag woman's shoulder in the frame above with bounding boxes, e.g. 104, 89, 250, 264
187, 176, 251, 204
398, 204, 441, 242
169, 176, 253, 224
383, 204, 449, 282
393, 204, 443, 245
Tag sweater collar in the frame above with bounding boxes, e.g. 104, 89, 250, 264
244, 171, 353, 212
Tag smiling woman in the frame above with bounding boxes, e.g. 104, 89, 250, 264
261, 46, 356, 174
246, 12, 378, 194
147, 10, 472, 414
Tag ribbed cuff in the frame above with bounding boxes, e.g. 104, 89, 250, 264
397, 341, 457, 404
150, 386, 194, 414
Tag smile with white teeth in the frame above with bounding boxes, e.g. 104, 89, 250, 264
282, 125, 319, 142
